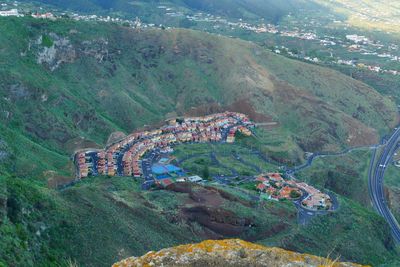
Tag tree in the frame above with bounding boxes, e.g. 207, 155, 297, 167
290, 190, 301, 199
179, 18, 197, 28
202, 165, 210, 180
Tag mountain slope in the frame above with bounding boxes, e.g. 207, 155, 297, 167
1, 175, 398, 267
0, 17, 397, 180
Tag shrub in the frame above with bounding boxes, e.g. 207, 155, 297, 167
41, 34, 53, 48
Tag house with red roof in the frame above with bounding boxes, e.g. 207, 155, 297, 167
256, 176, 268, 182
257, 183, 267, 191
267, 172, 284, 182
158, 178, 174, 188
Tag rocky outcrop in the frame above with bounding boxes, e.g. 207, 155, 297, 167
80, 38, 111, 62
0, 140, 10, 162
113, 239, 367, 267
32, 33, 114, 71
36, 33, 76, 71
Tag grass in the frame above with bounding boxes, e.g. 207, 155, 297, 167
383, 163, 400, 188
2, 167, 400, 266
173, 137, 283, 179
41, 34, 54, 48
383, 164, 400, 222
271, 196, 400, 266
296, 148, 373, 206
239, 181, 258, 192
217, 155, 256, 176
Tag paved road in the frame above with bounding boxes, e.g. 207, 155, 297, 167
141, 149, 162, 190
286, 144, 380, 176
368, 127, 400, 243
86, 151, 99, 176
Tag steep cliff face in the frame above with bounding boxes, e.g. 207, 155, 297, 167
113, 239, 367, 267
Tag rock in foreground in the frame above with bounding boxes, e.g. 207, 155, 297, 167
112, 239, 367, 267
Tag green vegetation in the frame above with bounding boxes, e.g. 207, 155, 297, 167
21, 0, 323, 24
1, 156, 398, 266
384, 164, 400, 188
0, 14, 399, 267
0, 174, 200, 266
289, 190, 301, 199
296, 149, 372, 206
272, 197, 400, 266
41, 34, 53, 47
239, 181, 258, 192
173, 140, 281, 178
383, 163, 400, 223
202, 165, 210, 180
0, 16, 396, 180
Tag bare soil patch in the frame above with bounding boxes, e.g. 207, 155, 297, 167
64, 136, 101, 154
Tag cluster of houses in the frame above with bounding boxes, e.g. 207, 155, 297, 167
75, 112, 254, 179
0, 4, 54, 18
31, 12, 55, 20
256, 173, 302, 200
227, 125, 252, 143
256, 173, 332, 210
76, 152, 88, 178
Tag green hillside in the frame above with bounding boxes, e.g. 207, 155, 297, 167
0, 17, 397, 178
1, 174, 399, 267
1, 16, 400, 266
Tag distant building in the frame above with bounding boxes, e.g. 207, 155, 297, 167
187, 175, 203, 183
32, 12, 56, 20
176, 177, 186, 183
158, 178, 173, 188
0, 9, 21, 17
346, 34, 369, 44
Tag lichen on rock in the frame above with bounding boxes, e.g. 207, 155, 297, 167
112, 239, 368, 267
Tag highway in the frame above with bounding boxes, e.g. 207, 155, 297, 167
368, 127, 400, 243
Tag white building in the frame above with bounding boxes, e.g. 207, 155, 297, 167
188, 175, 203, 183
0, 9, 21, 17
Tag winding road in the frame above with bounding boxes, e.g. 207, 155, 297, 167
286, 144, 380, 175
368, 127, 400, 243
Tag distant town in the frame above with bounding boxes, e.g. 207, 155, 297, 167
1, 0, 399, 77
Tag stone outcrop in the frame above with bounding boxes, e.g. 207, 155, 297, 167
36, 33, 76, 71
113, 239, 367, 267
